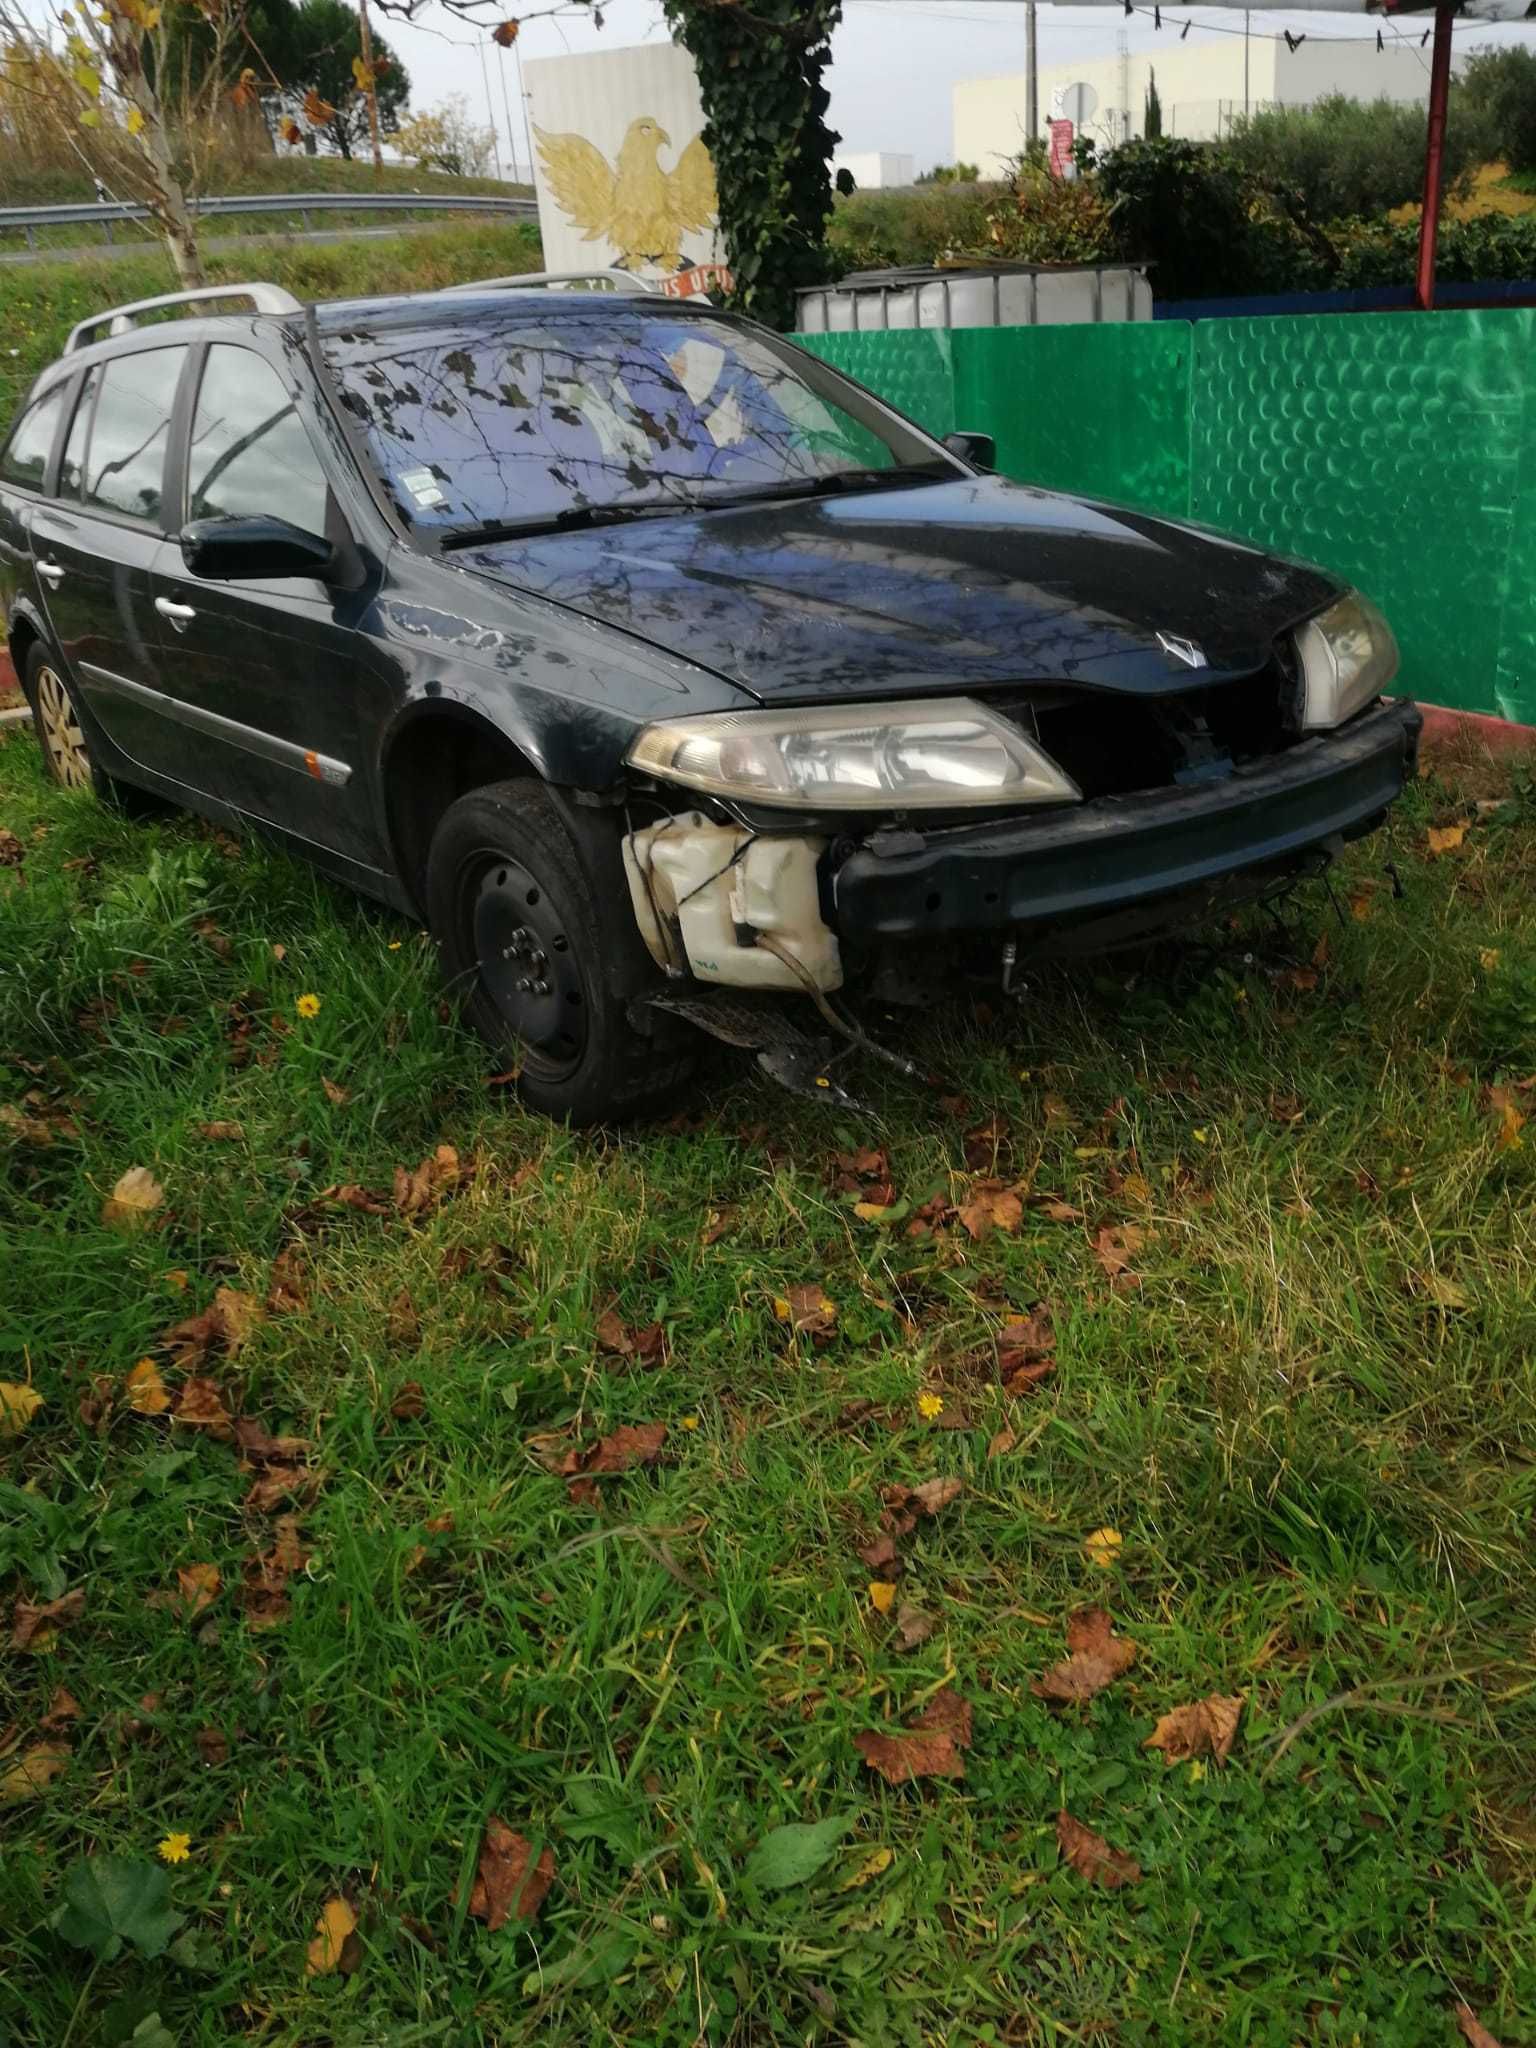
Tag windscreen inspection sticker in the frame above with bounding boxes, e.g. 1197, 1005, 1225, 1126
399, 466, 446, 509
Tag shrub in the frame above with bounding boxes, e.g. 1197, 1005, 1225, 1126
1225, 93, 1488, 223
1459, 45, 1536, 178
972, 152, 1118, 265
1099, 136, 1270, 299
826, 182, 996, 271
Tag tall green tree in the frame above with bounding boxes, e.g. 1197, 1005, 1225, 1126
1144, 68, 1162, 141
285, 0, 407, 157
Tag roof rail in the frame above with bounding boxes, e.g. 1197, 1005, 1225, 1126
441, 268, 659, 296
64, 281, 304, 354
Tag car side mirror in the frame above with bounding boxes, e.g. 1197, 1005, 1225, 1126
943, 431, 996, 472
180, 514, 338, 583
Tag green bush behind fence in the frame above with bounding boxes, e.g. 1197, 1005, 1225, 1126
800, 310, 1536, 726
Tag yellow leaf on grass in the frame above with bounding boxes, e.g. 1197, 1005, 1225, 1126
102, 1164, 164, 1231
306, 1896, 359, 1976
1480, 948, 1501, 973
1426, 822, 1468, 857
838, 1846, 894, 1891
125, 1359, 170, 1415
1084, 1526, 1123, 1569
125, 105, 144, 134
0, 1382, 43, 1436
0, 1744, 69, 1804
868, 1580, 897, 1615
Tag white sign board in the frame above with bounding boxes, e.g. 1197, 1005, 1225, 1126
523, 41, 725, 284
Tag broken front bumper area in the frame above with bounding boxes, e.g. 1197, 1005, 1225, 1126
830, 700, 1422, 940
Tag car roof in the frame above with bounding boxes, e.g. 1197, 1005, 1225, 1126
309, 287, 730, 336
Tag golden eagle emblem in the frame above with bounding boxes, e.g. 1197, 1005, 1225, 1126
534, 115, 718, 272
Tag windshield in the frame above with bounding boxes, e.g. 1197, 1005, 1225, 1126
321, 307, 955, 536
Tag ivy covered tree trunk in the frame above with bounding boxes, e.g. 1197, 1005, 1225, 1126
661, 0, 842, 331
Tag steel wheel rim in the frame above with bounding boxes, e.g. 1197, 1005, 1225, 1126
461, 849, 589, 1078
36, 665, 90, 790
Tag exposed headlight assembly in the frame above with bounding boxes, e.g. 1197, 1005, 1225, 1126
1294, 592, 1399, 731
626, 697, 1080, 810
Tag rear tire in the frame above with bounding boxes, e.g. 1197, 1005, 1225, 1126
22, 640, 154, 812
425, 778, 694, 1125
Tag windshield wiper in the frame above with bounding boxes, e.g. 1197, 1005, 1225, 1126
437, 463, 954, 548
438, 501, 688, 548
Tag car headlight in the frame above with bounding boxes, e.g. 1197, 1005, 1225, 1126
626, 697, 1081, 810
1294, 592, 1398, 731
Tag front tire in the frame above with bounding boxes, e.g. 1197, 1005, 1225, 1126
425, 779, 694, 1125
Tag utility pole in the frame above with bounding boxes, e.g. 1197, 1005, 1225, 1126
1243, 10, 1250, 118
477, 37, 503, 179
356, 0, 383, 171
1026, 0, 1038, 151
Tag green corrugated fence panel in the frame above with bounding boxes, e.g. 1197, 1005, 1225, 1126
953, 325, 1193, 518
1191, 309, 1532, 719
795, 329, 957, 441
1494, 357, 1536, 728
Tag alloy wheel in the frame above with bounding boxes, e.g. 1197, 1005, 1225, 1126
35, 664, 91, 791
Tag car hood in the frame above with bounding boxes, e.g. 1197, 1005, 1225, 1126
454, 476, 1342, 704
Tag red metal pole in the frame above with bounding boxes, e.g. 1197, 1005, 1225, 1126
1415, 0, 1455, 311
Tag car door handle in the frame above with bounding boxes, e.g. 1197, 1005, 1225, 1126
36, 559, 65, 587
155, 596, 197, 629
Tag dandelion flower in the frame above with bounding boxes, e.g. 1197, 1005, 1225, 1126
917, 1391, 945, 1421
679, 1414, 700, 1431
157, 1832, 191, 1864
295, 993, 321, 1020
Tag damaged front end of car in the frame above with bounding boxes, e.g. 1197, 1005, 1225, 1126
617, 594, 1421, 1094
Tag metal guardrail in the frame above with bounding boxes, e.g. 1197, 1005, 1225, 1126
0, 189, 537, 248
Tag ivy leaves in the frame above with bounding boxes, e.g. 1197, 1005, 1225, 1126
661, 0, 844, 330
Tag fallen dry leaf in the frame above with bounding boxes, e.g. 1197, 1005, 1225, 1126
197, 1121, 245, 1142
1083, 1526, 1123, 1570
0, 1743, 69, 1805
321, 1075, 350, 1106
467, 1819, 555, 1930
1030, 1194, 1085, 1223
172, 1376, 234, 1440
1426, 821, 1469, 857
0, 1381, 43, 1436
102, 1164, 164, 1231
775, 1284, 837, 1339
1143, 1692, 1244, 1766
997, 1308, 1054, 1373
987, 1424, 1017, 1460
1485, 1084, 1527, 1153
1093, 1225, 1145, 1285
1057, 1810, 1141, 1888
393, 1143, 462, 1217
855, 1686, 973, 1785
11, 1589, 85, 1652
387, 1291, 422, 1350
857, 1531, 902, 1577
177, 1564, 221, 1619
1034, 1606, 1139, 1704
595, 1308, 666, 1363
306, 1896, 361, 1976
162, 1286, 262, 1367
1454, 2005, 1505, 2048
0, 826, 24, 867
956, 1179, 1024, 1242
40, 1686, 80, 1734
266, 1245, 308, 1314
868, 1579, 896, 1615
558, 1422, 668, 1497
125, 1359, 170, 1415
195, 1726, 230, 1767
880, 1475, 964, 1537
389, 1380, 426, 1421
893, 1601, 936, 1652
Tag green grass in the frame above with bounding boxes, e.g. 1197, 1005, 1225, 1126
0, 155, 532, 211
0, 219, 542, 414
1, 728, 1534, 2046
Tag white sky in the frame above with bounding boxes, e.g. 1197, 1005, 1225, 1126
377, 0, 1536, 181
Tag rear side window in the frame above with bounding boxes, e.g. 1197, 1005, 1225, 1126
59, 368, 100, 500
186, 345, 329, 537
0, 383, 68, 490
84, 346, 187, 524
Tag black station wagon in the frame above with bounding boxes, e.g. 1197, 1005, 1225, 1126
0, 277, 1420, 1121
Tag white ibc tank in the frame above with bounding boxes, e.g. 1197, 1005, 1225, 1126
796, 263, 1152, 333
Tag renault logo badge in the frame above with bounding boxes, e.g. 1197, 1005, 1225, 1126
1157, 630, 1208, 670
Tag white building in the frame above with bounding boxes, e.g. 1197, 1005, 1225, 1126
832, 150, 917, 190
955, 38, 1435, 168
